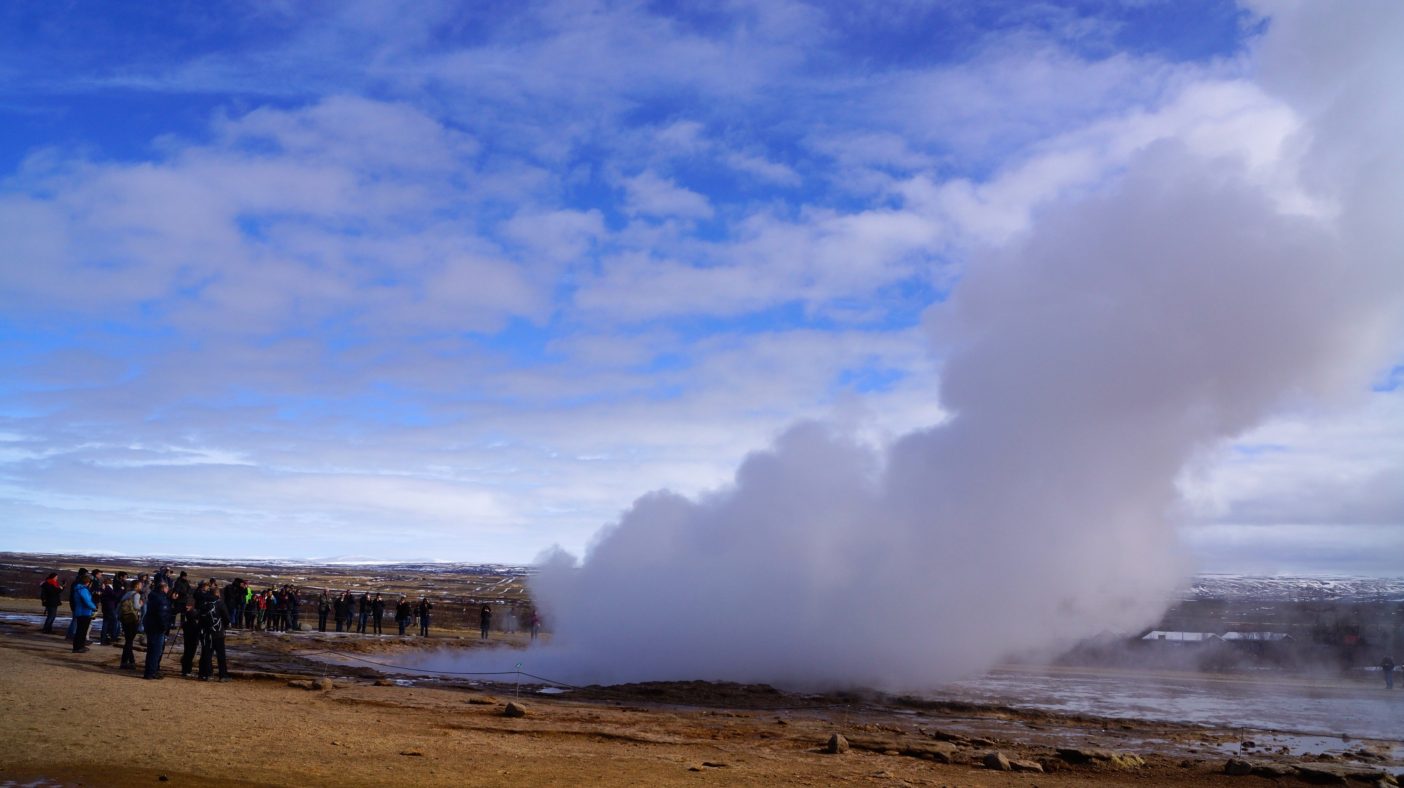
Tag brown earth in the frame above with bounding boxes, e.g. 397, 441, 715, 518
0, 609, 1379, 787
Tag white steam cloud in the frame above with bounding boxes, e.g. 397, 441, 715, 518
490, 2, 1404, 690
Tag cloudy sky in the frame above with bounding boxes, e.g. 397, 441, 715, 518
1, 1, 1399, 570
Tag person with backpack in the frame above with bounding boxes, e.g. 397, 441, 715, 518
70, 569, 96, 653
118, 580, 145, 670
38, 572, 63, 634
196, 591, 231, 682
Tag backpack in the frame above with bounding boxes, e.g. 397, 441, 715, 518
198, 600, 223, 632
119, 595, 139, 622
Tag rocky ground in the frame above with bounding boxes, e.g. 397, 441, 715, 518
2, 596, 1401, 787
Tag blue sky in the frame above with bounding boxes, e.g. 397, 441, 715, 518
1, 1, 1400, 569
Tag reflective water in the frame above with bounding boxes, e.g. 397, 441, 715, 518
938, 665, 1404, 742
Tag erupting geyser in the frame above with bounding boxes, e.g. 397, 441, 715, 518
458, 2, 1404, 689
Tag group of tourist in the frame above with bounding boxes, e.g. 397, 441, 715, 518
39, 565, 545, 680
39, 565, 229, 682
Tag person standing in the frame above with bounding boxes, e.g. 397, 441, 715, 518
332, 592, 346, 632
287, 586, 301, 631
99, 576, 121, 645
197, 591, 231, 682
395, 596, 411, 636
356, 592, 370, 635
1383, 656, 1396, 689
118, 579, 145, 670
416, 597, 432, 637
371, 594, 385, 636
223, 579, 242, 631
317, 591, 331, 632
479, 605, 492, 641
179, 598, 201, 677
70, 570, 96, 653
38, 572, 63, 633
66, 568, 85, 641
530, 611, 542, 642
143, 579, 173, 679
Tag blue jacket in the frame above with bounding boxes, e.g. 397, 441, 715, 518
72, 584, 97, 617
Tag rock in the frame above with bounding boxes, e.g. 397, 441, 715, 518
465, 696, 497, 705
1010, 759, 1044, 773
983, 752, 1011, 771
314, 677, 334, 691
1294, 764, 1350, 785
1250, 763, 1298, 779
1225, 759, 1254, 776
900, 742, 955, 763
1057, 747, 1108, 764
1056, 747, 1144, 770
1108, 753, 1146, 770
700, 762, 729, 768
503, 702, 527, 718
286, 679, 314, 690
825, 734, 849, 754
399, 751, 423, 757
374, 678, 395, 686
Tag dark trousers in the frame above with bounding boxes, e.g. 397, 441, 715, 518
42, 605, 59, 633
335, 613, 343, 632
180, 626, 200, 675
230, 604, 244, 629
120, 619, 139, 668
318, 609, 329, 631
100, 612, 119, 643
143, 629, 166, 678
357, 610, 368, 634
398, 618, 408, 636
372, 613, 383, 635
199, 632, 228, 679
72, 616, 93, 651
419, 615, 430, 637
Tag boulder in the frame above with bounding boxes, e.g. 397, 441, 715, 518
503, 702, 527, 718
983, 752, 1011, 771
825, 734, 849, 754
1225, 759, 1254, 776
286, 679, 314, 690
314, 677, 334, 691
1010, 759, 1045, 773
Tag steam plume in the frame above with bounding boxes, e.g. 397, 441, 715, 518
514, 2, 1404, 689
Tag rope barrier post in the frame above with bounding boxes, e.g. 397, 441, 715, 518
514, 662, 524, 698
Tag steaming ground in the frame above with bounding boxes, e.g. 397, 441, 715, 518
447, 2, 1404, 690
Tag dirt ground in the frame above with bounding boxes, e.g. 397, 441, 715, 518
5, 603, 1393, 788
